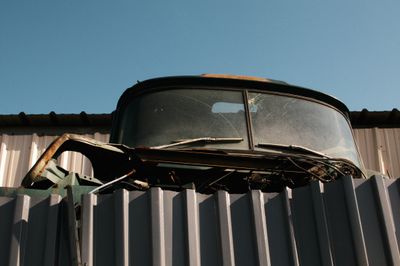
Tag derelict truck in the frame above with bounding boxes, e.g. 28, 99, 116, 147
1, 74, 399, 265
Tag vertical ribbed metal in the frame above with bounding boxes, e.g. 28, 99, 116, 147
0, 133, 110, 187
0, 134, 9, 186
27, 134, 39, 169
1, 176, 400, 264
250, 190, 271, 266
372, 176, 400, 265
216, 190, 235, 266
282, 188, 299, 266
353, 127, 400, 177
8, 194, 30, 266
114, 189, 129, 266
66, 187, 81, 266
42, 194, 62, 266
81, 193, 96, 266
342, 176, 369, 266
150, 187, 166, 266
310, 182, 334, 266
184, 189, 201, 266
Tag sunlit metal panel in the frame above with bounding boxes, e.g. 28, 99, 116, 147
1, 176, 400, 265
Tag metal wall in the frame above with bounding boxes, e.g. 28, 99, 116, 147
0, 128, 399, 187
1, 176, 400, 265
354, 128, 400, 178
0, 133, 110, 187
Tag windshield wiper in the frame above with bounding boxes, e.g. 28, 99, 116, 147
256, 143, 331, 159
151, 137, 244, 149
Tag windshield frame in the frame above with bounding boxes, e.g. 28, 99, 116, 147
115, 85, 252, 150
111, 76, 363, 167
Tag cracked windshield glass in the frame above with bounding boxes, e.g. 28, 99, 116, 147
119, 89, 249, 149
248, 92, 361, 166
118, 87, 361, 167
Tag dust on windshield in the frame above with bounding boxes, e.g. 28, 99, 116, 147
117, 88, 361, 167
118, 89, 249, 149
248, 92, 361, 166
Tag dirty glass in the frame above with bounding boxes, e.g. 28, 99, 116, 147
119, 89, 249, 149
248, 92, 361, 166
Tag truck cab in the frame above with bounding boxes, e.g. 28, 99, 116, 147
22, 74, 365, 193
112, 74, 362, 167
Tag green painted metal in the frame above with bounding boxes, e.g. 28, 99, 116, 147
0, 186, 96, 204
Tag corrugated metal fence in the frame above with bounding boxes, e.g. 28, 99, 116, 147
1, 176, 400, 265
1, 129, 399, 187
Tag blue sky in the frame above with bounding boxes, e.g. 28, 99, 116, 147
1, 0, 399, 114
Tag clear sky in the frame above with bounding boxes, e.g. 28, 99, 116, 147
1, 0, 399, 114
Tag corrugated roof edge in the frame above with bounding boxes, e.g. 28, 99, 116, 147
350, 108, 400, 128
0, 112, 112, 127
0, 109, 399, 128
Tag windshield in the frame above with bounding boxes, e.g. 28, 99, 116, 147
248, 92, 360, 166
118, 89, 249, 149
117, 88, 361, 166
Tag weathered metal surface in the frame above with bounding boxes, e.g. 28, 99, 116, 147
1, 128, 399, 187
132, 147, 363, 188
5, 132, 360, 193
351, 109, 400, 128
21, 133, 128, 188
1, 176, 400, 265
354, 127, 400, 178
0, 186, 96, 204
0, 112, 111, 129
0, 193, 71, 266
0, 133, 109, 187
201, 73, 275, 83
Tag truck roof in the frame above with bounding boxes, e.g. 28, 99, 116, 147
115, 74, 350, 117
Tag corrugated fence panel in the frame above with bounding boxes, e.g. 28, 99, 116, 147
0, 133, 110, 187
0, 194, 73, 266
2, 176, 400, 265
80, 176, 400, 266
